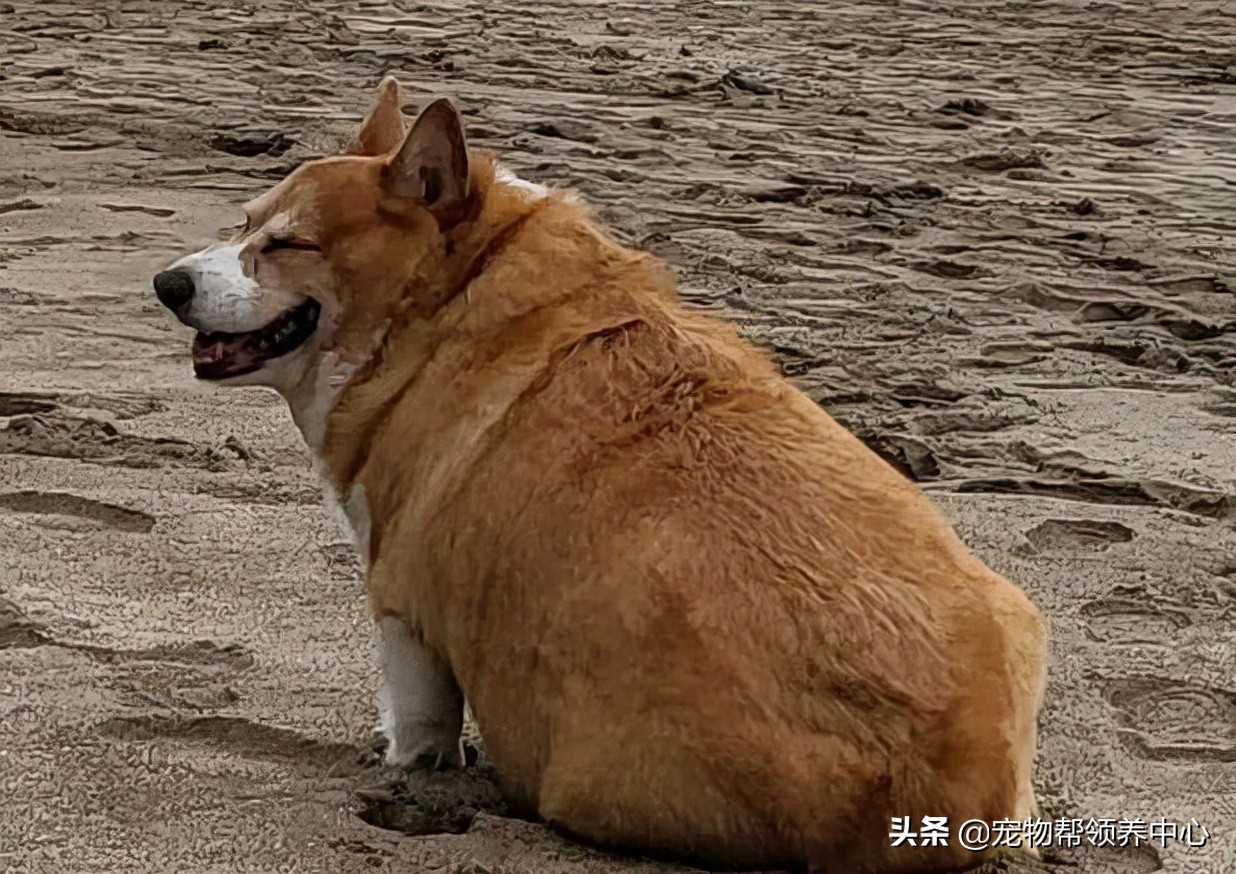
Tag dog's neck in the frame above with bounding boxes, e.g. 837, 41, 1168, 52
280, 346, 361, 453
298, 174, 574, 495
299, 174, 669, 518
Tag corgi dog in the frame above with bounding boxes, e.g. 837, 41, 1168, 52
154, 78, 1047, 872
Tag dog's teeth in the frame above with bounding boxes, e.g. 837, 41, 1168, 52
273, 322, 296, 344
190, 300, 316, 377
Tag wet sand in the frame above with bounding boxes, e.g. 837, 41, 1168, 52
1, 1, 1234, 872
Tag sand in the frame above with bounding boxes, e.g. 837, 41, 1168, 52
1, 1, 1233, 872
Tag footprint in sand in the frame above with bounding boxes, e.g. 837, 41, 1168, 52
0, 390, 57, 416
99, 714, 371, 777
1104, 678, 1236, 764
0, 597, 52, 649
0, 490, 155, 533
0, 409, 245, 471
1025, 518, 1135, 553
1079, 586, 1192, 645
354, 744, 507, 837
99, 202, 177, 217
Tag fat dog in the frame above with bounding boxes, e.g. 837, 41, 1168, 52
154, 78, 1048, 872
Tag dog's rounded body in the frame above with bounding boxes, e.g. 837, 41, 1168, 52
351, 191, 1046, 873
157, 81, 1047, 872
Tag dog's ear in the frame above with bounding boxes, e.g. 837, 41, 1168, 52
383, 98, 469, 220
353, 76, 405, 156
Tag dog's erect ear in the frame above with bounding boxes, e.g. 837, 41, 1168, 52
383, 98, 469, 219
354, 76, 405, 156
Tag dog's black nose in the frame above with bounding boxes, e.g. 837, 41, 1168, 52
153, 269, 195, 312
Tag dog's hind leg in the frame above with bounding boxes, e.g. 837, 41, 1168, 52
376, 616, 465, 769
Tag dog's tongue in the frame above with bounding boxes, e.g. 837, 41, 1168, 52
193, 335, 227, 364
191, 332, 263, 377
194, 333, 251, 364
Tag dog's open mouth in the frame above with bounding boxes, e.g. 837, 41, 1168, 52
191, 298, 320, 380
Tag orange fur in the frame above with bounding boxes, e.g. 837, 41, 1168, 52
241, 86, 1048, 872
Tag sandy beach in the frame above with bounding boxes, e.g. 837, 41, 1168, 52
1, 1, 1233, 871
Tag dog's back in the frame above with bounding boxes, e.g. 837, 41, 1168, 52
355, 172, 1048, 871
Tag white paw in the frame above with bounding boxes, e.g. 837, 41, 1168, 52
381, 721, 464, 770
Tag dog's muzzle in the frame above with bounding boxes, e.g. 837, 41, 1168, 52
153, 266, 320, 381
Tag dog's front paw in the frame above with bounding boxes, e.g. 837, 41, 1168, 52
382, 721, 465, 771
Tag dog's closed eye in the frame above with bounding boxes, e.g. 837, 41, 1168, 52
261, 236, 322, 254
